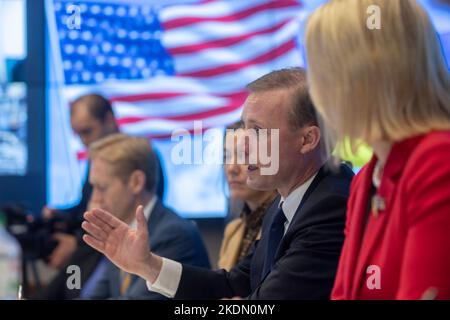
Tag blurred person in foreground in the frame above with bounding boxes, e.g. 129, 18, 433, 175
82, 68, 354, 299
306, 0, 450, 299
218, 121, 278, 271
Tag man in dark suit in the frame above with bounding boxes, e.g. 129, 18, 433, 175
82, 68, 353, 299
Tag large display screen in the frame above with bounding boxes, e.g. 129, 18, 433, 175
0, 0, 27, 176
45, 0, 450, 218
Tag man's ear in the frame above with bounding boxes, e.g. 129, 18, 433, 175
299, 125, 321, 154
129, 170, 146, 194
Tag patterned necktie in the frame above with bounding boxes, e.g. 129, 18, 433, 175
262, 205, 287, 279
120, 270, 132, 295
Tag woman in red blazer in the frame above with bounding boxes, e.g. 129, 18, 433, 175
305, 0, 450, 299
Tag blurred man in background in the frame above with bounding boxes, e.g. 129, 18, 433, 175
41, 94, 119, 269
83, 133, 210, 299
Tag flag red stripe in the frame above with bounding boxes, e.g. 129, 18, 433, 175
168, 19, 290, 55
77, 150, 88, 161
179, 38, 296, 78
109, 92, 187, 103
76, 126, 215, 160
162, 1, 300, 30
108, 91, 247, 104
146, 126, 211, 140
117, 100, 244, 125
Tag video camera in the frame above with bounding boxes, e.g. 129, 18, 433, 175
1, 204, 81, 261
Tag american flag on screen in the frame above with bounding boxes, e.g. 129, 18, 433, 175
47, 0, 306, 159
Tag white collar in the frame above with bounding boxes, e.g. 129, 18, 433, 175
279, 173, 318, 225
129, 196, 157, 229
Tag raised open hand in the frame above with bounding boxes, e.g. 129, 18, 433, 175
82, 205, 161, 282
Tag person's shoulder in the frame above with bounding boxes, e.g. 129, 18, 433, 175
400, 131, 450, 225
411, 130, 450, 158
404, 130, 450, 182
351, 161, 372, 188
155, 202, 200, 236
225, 217, 244, 229
333, 162, 354, 181
157, 202, 187, 226
294, 163, 353, 225
400, 130, 450, 178
315, 162, 355, 198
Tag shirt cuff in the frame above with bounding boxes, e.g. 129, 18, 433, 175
146, 258, 182, 298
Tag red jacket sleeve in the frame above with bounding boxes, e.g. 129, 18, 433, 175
398, 137, 450, 299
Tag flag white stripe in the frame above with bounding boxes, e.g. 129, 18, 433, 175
162, 8, 300, 48
175, 49, 304, 81
62, 48, 303, 102
120, 108, 243, 136
159, 0, 271, 22
63, 76, 244, 100
113, 95, 231, 118
172, 19, 300, 74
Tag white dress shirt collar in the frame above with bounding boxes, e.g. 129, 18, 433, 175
129, 195, 157, 229
279, 173, 318, 228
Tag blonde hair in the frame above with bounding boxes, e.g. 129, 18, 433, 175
89, 133, 158, 192
305, 0, 450, 148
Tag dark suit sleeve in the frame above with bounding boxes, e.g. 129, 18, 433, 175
118, 279, 168, 300
249, 193, 346, 299
84, 263, 112, 300
174, 241, 256, 300
153, 219, 210, 267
